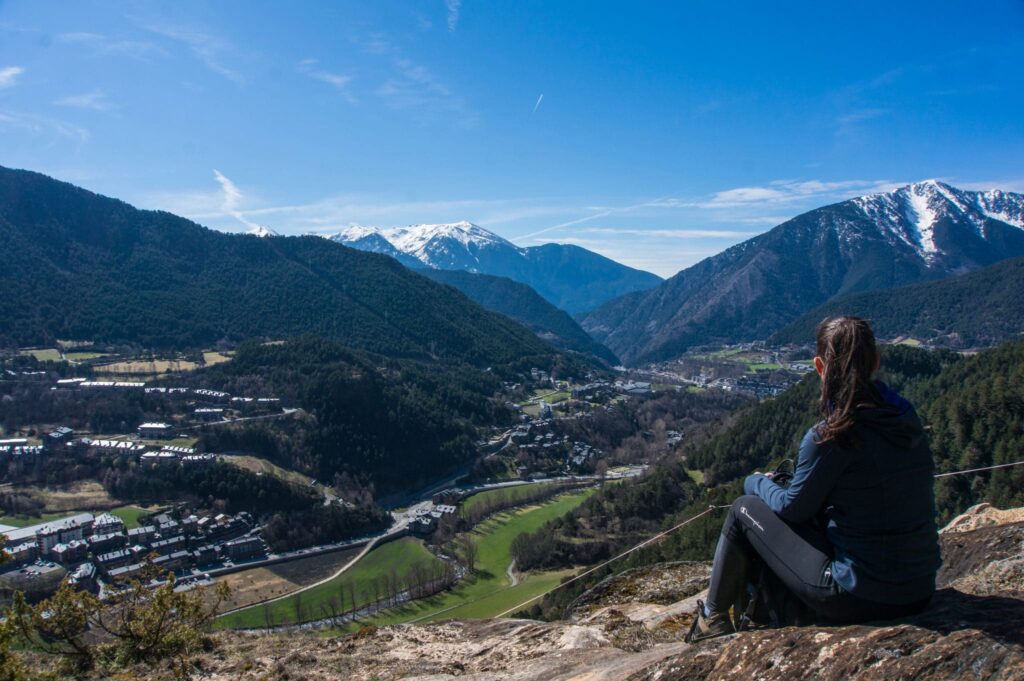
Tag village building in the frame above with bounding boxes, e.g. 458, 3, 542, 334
51, 539, 89, 565
222, 536, 264, 561
138, 422, 174, 439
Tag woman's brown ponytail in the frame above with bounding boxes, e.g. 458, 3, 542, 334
814, 316, 882, 449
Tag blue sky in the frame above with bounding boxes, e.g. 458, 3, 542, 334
1, 1, 1023, 277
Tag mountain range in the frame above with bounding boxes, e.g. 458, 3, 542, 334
0, 166, 573, 369
332, 222, 662, 314
420, 269, 619, 365
582, 181, 1024, 365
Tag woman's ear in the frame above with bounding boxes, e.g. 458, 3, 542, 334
814, 356, 825, 376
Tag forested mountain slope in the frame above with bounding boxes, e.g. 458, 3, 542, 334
194, 337, 530, 494
0, 166, 560, 368
420, 269, 619, 364
771, 256, 1024, 347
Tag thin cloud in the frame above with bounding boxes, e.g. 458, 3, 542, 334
0, 109, 89, 143
213, 170, 262, 231
532, 93, 544, 114
359, 33, 477, 127
57, 32, 165, 59
298, 59, 356, 102
55, 90, 113, 111
0, 66, 24, 89
139, 21, 244, 84
580, 227, 762, 239
446, 0, 462, 32
692, 179, 901, 209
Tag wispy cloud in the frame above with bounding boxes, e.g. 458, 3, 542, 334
377, 57, 476, 126
139, 21, 244, 84
0, 66, 24, 89
579, 227, 761, 239
692, 179, 901, 209
0, 109, 89, 144
532, 93, 544, 114
446, 0, 462, 32
55, 90, 113, 111
57, 32, 165, 59
213, 170, 262, 231
298, 58, 355, 102
359, 33, 476, 126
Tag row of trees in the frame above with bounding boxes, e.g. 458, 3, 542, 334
262, 554, 460, 628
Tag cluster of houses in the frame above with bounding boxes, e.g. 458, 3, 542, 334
509, 422, 604, 472
1, 510, 262, 592
73, 437, 216, 467
52, 377, 283, 425
409, 489, 463, 536
0, 438, 44, 457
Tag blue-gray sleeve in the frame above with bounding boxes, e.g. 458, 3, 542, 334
744, 427, 846, 523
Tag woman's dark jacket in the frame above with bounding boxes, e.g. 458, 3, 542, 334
744, 382, 941, 604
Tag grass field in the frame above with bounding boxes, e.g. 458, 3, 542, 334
0, 503, 152, 529
345, 488, 595, 629
18, 348, 61, 361
94, 359, 199, 375
108, 505, 153, 529
460, 482, 554, 518
216, 538, 440, 629
63, 351, 111, 361
0, 511, 73, 528
202, 351, 232, 365
686, 469, 705, 485
746, 362, 782, 371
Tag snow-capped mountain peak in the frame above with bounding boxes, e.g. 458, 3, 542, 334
851, 181, 1024, 263
332, 221, 520, 270
248, 224, 277, 238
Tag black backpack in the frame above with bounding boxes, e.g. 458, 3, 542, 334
734, 558, 815, 630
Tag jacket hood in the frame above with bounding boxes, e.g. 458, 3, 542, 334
856, 381, 925, 449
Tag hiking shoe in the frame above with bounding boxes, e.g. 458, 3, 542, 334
685, 599, 735, 643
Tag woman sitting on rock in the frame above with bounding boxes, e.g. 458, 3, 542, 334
688, 316, 941, 641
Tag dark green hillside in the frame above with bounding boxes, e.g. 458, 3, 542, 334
195, 337, 521, 494
772, 257, 1024, 347
0, 166, 558, 368
421, 269, 619, 365
907, 341, 1024, 520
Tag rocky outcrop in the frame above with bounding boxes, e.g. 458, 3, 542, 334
180, 508, 1024, 680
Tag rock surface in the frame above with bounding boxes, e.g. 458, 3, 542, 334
178, 511, 1024, 680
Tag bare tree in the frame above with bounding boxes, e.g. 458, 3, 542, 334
459, 535, 478, 573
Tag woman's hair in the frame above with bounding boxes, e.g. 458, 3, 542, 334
815, 316, 882, 448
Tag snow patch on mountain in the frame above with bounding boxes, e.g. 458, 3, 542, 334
904, 183, 940, 257
851, 180, 1024, 263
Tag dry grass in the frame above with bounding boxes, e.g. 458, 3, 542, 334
0, 480, 120, 514
94, 359, 199, 375
218, 568, 302, 612
223, 455, 321, 490
203, 351, 233, 366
